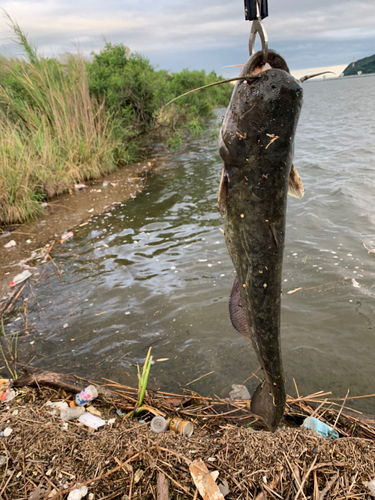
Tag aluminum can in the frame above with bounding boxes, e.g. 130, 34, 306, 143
168, 417, 194, 437
75, 385, 98, 406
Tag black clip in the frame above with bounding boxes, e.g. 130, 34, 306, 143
244, 0, 268, 21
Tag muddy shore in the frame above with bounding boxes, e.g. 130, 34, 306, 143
0, 156, 168, 303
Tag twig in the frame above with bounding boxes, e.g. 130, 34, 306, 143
330, 389, 349, 436
293, 378, 300, 399
339, 478, 348, 500
128, 471, 134, 500
22, 428, 27, 499
318, 473, 339, 500
46, 254, 63, 281
294, 456, 317, 500
0, 469, 14, 498
154, 462, 194, 497
283, 453, 307, 500
186, 371, 215, 386
301, 399, 329, 427
361, 239, 375, 254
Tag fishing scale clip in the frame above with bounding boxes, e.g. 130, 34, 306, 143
244, 0, 268, 61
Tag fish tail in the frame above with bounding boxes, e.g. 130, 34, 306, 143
250, 381, 286, 432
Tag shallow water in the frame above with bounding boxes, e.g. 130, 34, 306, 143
10, 75, 375, 412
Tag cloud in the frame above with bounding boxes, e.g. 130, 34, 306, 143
0, 1, 374, 72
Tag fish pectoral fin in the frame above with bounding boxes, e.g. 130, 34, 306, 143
288, 164, 304, 199
218, 167, 228, 216
270, 223, 283, 247
229, 276, 250, 338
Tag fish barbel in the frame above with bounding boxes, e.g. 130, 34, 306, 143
218, 50, 304, 431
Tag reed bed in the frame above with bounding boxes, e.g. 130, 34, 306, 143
0, 16, 118, 224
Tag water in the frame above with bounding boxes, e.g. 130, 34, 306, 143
10, 76, 375, 412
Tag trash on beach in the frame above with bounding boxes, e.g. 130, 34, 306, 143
363, 478, 375, 496
86, 406, 102, 417
9, 270, 32, 287
189, 458, 225, 500
0, 379, 13, 402
60, 231, 74, 244
169, 417, 194, 437
61, 406, 85, 421
4, 240, 16, 248
150, 416, 168, 434
0, 427, 13, 437
78, 412, 106, 430
102, 181, 108, 188
46, 401, 69, 411
74, 184, 88, 190
75, 385, 98, 406
67, 485, 88, 500
229, 384, 250, 400
150, 415, 194, 436
303, 416, 339, 439
4, 389, 16, 402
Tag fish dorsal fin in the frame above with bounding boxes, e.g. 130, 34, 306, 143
288, 164, 304, 199
229, 276, 250, 338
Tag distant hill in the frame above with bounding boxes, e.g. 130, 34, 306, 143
343, 54, 375, 76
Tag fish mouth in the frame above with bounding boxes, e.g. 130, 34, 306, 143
241, 50, 290, 77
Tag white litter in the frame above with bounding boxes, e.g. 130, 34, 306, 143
67, 486, 88, 500
78, 413, 106, 430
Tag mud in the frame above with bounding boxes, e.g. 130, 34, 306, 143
0, 156, 167, 301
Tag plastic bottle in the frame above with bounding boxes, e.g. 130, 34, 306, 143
102, 181, 108, 188
61, 231, 74, 243
75, 385, 98, 406
303, 417, 339, 439
9, 270, 32, 287
60, 406, 85, 421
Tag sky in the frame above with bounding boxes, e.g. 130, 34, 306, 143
1, 1, 374, 78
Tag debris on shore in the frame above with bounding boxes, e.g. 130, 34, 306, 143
1, 372, 374, 499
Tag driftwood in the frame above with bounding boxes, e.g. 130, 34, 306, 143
13, 370, 81, 393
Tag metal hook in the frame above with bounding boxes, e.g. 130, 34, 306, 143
247, 0, 268, 62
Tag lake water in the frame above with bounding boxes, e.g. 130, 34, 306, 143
10, 75, 375, 412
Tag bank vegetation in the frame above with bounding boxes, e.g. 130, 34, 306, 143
0, 15, 232, 225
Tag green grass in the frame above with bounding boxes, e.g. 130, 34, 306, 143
0, 16, 120, 224
0, 14, 232, 225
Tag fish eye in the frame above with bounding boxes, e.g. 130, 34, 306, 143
250, 87, 259, 95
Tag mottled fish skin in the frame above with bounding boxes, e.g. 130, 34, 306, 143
218, 50, 303, 432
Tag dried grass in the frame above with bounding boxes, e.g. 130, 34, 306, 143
0, 377, 374, 500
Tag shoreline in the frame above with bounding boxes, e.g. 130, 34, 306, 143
0, 374, 374, 499
0, 155, 168, 304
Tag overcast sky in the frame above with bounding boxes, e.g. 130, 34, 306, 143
1, 1, 374, 78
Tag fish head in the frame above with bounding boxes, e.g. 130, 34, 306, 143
219, 50, 302, 167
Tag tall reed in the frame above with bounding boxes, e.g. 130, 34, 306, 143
0, 15, 118, 224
